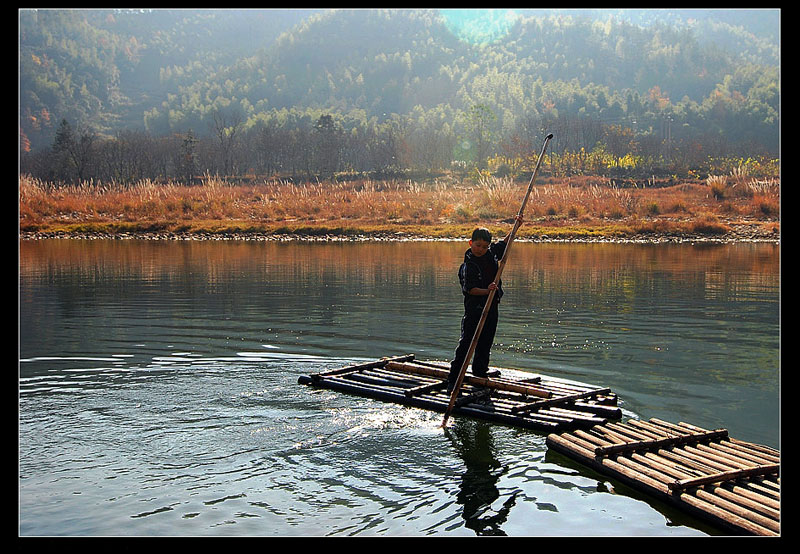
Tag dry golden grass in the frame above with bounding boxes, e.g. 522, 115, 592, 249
19, 171, 779, 239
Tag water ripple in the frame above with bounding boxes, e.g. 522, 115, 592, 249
19, 240, 777, 536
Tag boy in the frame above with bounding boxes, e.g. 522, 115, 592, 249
447, 218, 521, 393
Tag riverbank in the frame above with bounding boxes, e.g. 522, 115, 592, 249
19, 218, 779, 243
19, 173, 780, 244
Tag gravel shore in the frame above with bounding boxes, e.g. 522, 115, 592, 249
19, 224, 779, 244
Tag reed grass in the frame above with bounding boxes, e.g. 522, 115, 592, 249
19, 172, 779, 238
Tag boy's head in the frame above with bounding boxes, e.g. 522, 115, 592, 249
469, 227, 492, 257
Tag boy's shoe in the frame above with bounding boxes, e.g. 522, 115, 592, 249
473, 370, 500, 379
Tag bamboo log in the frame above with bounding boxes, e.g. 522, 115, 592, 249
692, 486, 780, 534
571, 401, 622, 419
544, 406, 607, 425
386, 361, 553, 398
307, 354, 415, 382
595, 423, 645, 443
694, 442, 765, 470
370, 367, 432, 386
684, 489, 778, 536
655, 445, 723, 475
671, 444, 743, 474
594, 428, 729, 457
713, 441, 779, 466
728, 437, 780, 460
630, 452, 693, 478
682, 443, 755, 472
712, 487, 780, 519
669, 464, 780, 492
627, 418, 673, 438
511, 388, 612, 413
727, 482, 780, 510
404, 379, 449, 397
344, 372, 414, 390
647, 418, 703, 436
748, 477, 780, 498
384, 360, 619, 417
639, 451, 700, 481
327, 374, 409, 396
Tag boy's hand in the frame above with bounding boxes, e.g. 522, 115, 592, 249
488, 282, 498, 291
515, 215, 524, 225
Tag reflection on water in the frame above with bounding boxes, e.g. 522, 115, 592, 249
19, 239, 779, 536
445, 420, 517, 536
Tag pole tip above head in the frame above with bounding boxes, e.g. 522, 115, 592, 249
546, 133, 554, 140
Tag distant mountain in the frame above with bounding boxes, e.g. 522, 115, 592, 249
19, 8, 779, 153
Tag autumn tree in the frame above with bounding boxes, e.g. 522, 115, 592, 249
602, 124, 636, 167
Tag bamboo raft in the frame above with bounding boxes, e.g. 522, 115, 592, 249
546, 418, 780, 536
297, 354, 621, 432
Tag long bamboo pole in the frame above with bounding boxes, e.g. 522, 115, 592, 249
441, 133, 553, 427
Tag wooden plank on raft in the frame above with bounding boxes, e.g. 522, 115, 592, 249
546, 418, 780, 536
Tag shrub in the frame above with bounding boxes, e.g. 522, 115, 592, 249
754, 195, 779, 217
706, 175, 727, 200
690, 214, 729, 235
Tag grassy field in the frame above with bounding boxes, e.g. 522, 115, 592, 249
19, 172, 780, 241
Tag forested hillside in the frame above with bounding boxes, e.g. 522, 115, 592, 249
19, 8, 780, 184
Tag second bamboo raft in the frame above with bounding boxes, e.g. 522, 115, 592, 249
546, 417, 780, 535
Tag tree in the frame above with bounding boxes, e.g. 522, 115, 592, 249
179, 130, 199, 184
210, 109, 243, 176
52, 118, 97, 184
463, 102, 498, 170
602, 124, 635, 167
254, 119, 281, 176
312, 114, 342, 179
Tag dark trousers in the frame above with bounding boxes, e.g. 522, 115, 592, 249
449, 302, 499, 383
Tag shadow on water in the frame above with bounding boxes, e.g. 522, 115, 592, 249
542, 448, 725, 536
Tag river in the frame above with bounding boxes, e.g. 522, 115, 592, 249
19, 238, 780, 536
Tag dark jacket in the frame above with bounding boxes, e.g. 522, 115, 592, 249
458, 240, 506, 309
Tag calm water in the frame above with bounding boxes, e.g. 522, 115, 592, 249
19, 239, 780, 536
